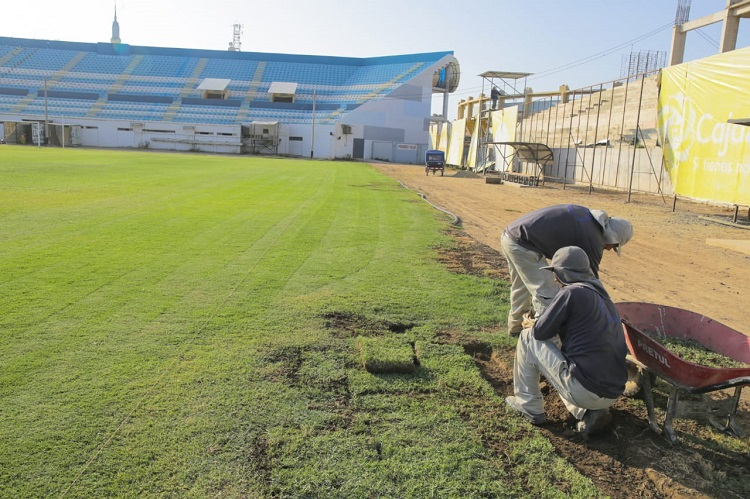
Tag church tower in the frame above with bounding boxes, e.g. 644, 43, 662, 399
111, 4, 121, 44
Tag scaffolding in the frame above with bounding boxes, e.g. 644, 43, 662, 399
620, 50, 666, 81
474, 71, 531, 173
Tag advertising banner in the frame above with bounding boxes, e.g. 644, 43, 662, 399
489, 106, 518, 169
446, 118, 466, 167
438, 122, 449, 155
429, 123, 439, 150
657, 47, 750, 205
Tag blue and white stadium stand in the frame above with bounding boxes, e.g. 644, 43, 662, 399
0, 37, 459, 161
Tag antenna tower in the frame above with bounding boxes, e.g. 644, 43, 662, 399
228, 24, 243, 52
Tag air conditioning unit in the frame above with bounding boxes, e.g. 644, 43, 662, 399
341, 124, 352, 135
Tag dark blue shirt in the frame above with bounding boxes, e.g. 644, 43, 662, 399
532, 283, 628, 399
505, 204, 605, 277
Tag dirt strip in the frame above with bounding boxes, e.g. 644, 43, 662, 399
372, 163, 750, 337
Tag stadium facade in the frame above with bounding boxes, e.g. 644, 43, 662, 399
0, 34, 459, 163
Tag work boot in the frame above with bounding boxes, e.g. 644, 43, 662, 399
505, 396, 547, 425
576, 409, 613, 439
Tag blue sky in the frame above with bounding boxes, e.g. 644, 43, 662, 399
1, 1, 748, 119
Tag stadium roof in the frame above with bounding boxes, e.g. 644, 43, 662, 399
0, 36, 453, 67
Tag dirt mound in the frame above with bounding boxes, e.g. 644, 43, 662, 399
451, 170, 481, 179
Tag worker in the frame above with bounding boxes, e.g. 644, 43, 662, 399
500, 204, 633, 336
490, 87, 501, 109
505, 246, 628, 437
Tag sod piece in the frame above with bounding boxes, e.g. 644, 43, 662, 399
357, 336, 416, 374
644, 332, 748, 369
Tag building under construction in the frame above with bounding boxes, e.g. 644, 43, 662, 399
430, 0, 750, 209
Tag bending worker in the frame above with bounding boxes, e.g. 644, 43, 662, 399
505, 246, 628, 437
500, 204, 633, 336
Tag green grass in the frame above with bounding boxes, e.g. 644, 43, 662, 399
0, 146, 600, 497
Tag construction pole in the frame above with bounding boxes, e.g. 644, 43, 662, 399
615, 76, 631, 187
477, 77, 486, 171
563, 91, 576, 190
589, 84, 603, 189
627, 76, 646, 202
602, 82, 616, 184
582, 86, 594, 193
575, 89, 585, 183
552, 94, 560, 179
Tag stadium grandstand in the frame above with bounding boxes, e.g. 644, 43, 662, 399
0, 13, 460, 162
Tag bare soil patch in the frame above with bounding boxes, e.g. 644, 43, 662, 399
373, 163, 750, 335
374, 163, 750, 498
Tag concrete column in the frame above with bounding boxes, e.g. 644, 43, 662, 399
720, 11, 740, 52
441, 89, 450, 119
523, 94, 532, 118
669, 25, 687, 66
559, 85, 569, 104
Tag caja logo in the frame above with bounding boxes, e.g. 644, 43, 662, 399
657, 92, 697, 165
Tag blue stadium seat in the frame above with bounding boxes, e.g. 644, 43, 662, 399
0, 37, 448, 125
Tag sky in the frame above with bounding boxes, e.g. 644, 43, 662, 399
1, 0, 748, 119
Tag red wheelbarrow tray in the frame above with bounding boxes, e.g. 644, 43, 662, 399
616, 302, 750, 393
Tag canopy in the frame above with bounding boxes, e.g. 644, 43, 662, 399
486, 141, 554, 186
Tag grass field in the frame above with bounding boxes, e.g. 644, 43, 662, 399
0, 147, 600, 497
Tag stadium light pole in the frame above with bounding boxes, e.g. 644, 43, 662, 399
310, 89, 316, 159
44, 78, 49, 146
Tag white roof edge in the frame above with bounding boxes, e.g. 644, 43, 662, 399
197, 78, 231, 91
268, 81, 298, 94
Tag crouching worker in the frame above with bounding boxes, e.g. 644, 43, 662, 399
505, 246, 628, 438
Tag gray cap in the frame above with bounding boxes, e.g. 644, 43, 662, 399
589, 210, 633, 256
540, 246, 597, 285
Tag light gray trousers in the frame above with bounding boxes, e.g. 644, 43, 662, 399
500, 231, 559, 334
513, 328, 618, 420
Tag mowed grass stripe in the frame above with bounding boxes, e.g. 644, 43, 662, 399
0, 149, 439, 494
0, 155, 353, 398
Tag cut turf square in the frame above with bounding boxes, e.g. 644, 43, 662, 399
357, 336, 416, 374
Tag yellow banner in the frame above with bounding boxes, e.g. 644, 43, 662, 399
428, 123, 439, 150
489, 107, 518, 170
658, 47, 750, 205
438, 122, 449, 154
446, 118, 466, 167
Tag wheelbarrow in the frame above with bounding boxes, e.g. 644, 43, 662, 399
616, 302, 750, 444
